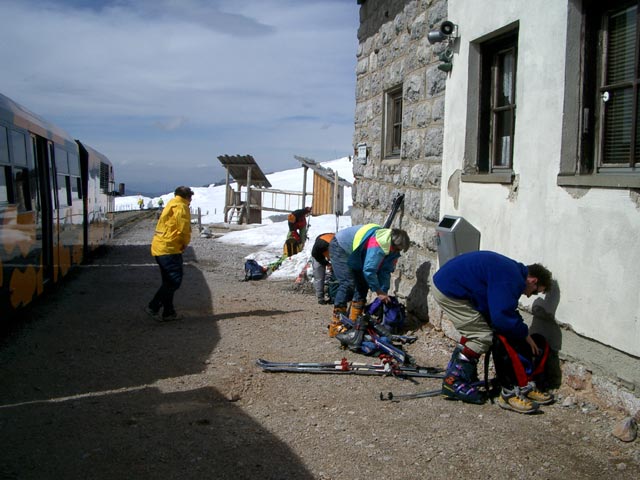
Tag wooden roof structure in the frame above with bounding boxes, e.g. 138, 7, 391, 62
294, 155, 352, 188
217, 154, 272, 188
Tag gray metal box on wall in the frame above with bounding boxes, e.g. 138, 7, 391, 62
435, 215, 481, 266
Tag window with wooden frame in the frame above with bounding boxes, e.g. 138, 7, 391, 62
586, 1, 639, 174
478, 30, 518, 173
384, 86, 403, 158
559, 0, 640, 187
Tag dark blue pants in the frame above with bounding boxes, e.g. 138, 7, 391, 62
329, 238, 368, 307
149, 254, 183, 316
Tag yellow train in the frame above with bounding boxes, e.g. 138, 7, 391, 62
0, 92, 118, 317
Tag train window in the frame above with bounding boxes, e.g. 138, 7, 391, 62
54, 146, 69, 173
0, 166, 9, 204
14, 167, 31, 211
0, 126, 8, 164
69, 152, 80, 176
71, 176, 81, 202
57, 173, 70, 207
10, 130, 28, 166
99, 162, 109, 193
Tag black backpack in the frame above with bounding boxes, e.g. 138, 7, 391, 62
244, 259, 266, 281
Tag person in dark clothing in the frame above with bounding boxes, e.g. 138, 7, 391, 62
432, 250, 553, 413
287, 207, 312, 249
311, 232, 335, 304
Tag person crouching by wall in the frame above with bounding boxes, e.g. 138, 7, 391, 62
327, 224, 410, 337
432, 250, 554, 414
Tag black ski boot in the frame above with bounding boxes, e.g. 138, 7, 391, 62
336, 315, 369, 352
441, 346, 485, 404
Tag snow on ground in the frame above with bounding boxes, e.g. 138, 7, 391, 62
116, 156, 354, 280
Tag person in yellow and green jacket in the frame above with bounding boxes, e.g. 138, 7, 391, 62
145, 186, 193, 321
327, 224, 410, 336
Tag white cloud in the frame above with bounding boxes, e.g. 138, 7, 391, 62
0, 0, 358, 190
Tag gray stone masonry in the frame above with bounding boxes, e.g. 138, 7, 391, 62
353, 0, 447, 323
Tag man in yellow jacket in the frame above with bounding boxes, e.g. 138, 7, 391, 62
145, 186, 193, 321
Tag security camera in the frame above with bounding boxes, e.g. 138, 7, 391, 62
427, 20, 457, 44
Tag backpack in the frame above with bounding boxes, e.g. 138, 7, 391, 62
366, 296, 406, 332
283, 237, 302, 257
244, 259, 266, 281
488, 333, 550, 389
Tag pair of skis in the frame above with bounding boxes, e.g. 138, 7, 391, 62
256, 358, 444, 379
257, 358, 448, 401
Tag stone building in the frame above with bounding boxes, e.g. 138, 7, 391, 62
354, 0, 640, 414
352, 0, 448, 323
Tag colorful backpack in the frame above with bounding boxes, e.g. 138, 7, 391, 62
244, 259, 266, 281
366, 296, 406, 332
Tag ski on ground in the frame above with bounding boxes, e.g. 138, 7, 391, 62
256, 358, 444, 378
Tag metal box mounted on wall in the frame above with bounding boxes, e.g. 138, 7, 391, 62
435, 215, 481, 266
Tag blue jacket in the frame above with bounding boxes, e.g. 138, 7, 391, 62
334, 224, 400, 293
433, 251, 529, 339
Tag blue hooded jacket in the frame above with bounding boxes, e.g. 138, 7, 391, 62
334, 224, 400, 293
432, 251, 529, 339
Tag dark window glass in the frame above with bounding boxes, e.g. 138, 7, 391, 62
71, 176, 81, 202
0, 126, 9, 164
478, 30, 518, 173
583, 1, 640, 172
69, 151, 80, 175
384, 86, 403, 158
0, 166, 9, 204
55, 146, 69, 173
10, 130, 27, 166
14, 167, 31, 211
57, 173, 70, 207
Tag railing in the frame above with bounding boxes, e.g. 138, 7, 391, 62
258, 188, 311, 213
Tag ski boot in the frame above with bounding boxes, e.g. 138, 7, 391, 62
441, 345, 485, 404
336, 314, 369, 352
328, 306, 347, 337
349, 300, 365, 322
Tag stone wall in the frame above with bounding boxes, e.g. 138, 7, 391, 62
352, 0, 448, 324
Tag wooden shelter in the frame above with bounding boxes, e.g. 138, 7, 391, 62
217, 154, 272, 224
294, 155, 352, 215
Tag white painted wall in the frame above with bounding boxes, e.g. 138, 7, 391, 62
442, 1, 640, 356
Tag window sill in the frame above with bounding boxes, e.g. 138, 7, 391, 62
557, 174, 640, 189
461, 172, 514, 184
382, 156, 402, 165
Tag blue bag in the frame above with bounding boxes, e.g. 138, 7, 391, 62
244, 259, 266, 281
367, 296, 406, 331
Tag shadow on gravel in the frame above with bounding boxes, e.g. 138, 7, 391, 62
0, 386, 313, 480
0, 241, 313, 479
212, 309, 304, 321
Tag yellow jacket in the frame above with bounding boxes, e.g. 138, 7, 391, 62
151, 196, 192, 256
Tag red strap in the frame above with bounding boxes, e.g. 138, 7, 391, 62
497, 334, 529, 387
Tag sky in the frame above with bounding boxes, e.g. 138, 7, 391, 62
0, 0, 360, 195
116, 156, 354, 280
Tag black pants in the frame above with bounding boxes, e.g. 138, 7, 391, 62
149, 254, 183, 316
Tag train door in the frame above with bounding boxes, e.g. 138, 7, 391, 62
31, 134, 55, 286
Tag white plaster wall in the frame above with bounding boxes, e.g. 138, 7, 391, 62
442, 1, 640, 356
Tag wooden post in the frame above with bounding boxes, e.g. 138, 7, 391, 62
302, 165, 308, 209
245, 166, 252, 224
334, 171, 339, 215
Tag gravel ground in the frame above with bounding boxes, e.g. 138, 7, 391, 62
0, 217, 638, 479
